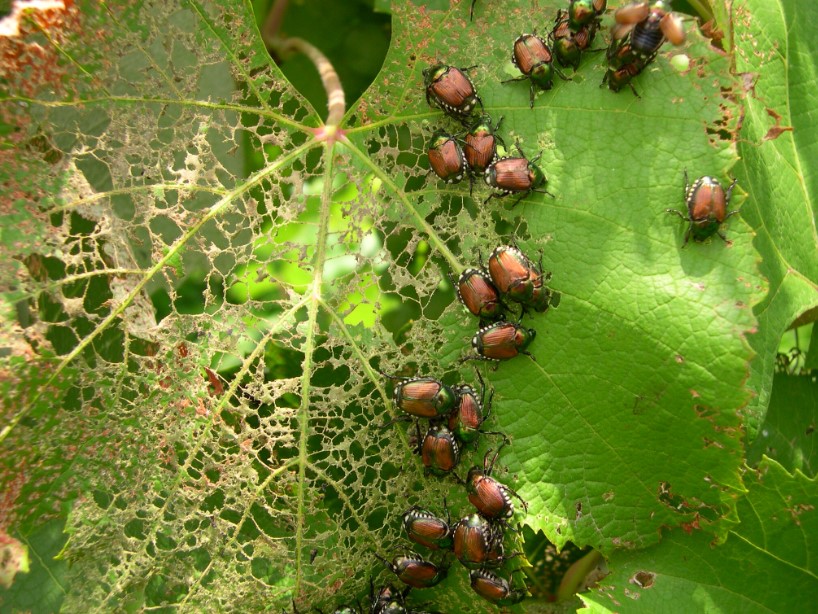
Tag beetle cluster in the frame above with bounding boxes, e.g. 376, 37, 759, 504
422, 1, 740, 242
372, 366, 529, 606
455, 245, 558, 364
424, 64, 552, 207
380, 367, 501, 479
551, 0, 607, 71
388, 445, 529, 606
502, 1, 607, 108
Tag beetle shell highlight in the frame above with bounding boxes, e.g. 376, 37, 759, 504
456, 268, 504, 320
472, 321, 536, 361
569, 0, 607, 29
393, 377, 456, 418
403, 506, 453, 550
488, 245, 553, 312
485, 156, 546, 196
464, 116, 503, 174
687, 176, 729, 223
675, 174, 738, 243
448, 385, 486, 443
423, 64, 481, 118
467, 467, 516, 519
470, 569, 527, 606
421, 425, 461, 476
380, 554, 448, 589
427, 131, 467, 184
453, 514, 504, 569
512, 33, 553, 78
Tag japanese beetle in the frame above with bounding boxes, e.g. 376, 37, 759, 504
464, 115, 504, 175
487, 245, 555, 313
604, 1, 684, 94
469, 569, 527, 606
403, 502, 453, 551
502, 32, 569, 109
449, 370, 504, 444
454, 267, 505, 321
667, 171, 738, 244
467, 321, 536, 362
419, 424, 461, 477
369, 582, 410, 614
569, 0, 607, 29
467, 447, 528, 520
375, 553, 449, 589
380, 372, 457, 419
423, 64, 482, 120
452, 513, 505, 569
484, 141, 552, 206
614, 1, 685, 53
426, 131, 467, 185
551, 9, 599, 70
601, 38, 648, 95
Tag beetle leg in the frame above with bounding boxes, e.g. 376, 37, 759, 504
725, 177, 738, 200
534, 187, 556, 198
510, 192, 529, 208
724, 209, 740, 220
665, 208, 688, 220
380, 415, 412, 430
500, 75, 529, 84
717, 231, 731, 243
553, 64, 572, 82
374, 553, 395, 574
483, 191, 504, 205
521, 349, 537, 362
682, 224, 693, 246
503, 483, 529, 512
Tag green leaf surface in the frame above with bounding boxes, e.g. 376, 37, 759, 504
734, 0, 818, 438
354, 1, 760, 552
579, 457, 818, 613
0, 0, 781, 611
747, 373, 818, 476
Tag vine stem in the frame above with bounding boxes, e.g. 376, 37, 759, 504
262, 0, 346, 142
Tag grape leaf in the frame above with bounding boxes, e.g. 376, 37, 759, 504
579, 457, 818, 613
733, 0, 818, 438
0, 0, 774, 611
747, 373, 818, 476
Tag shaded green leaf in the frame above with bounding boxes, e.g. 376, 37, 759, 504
747, 373, 818, 476
580, 458, 818, 613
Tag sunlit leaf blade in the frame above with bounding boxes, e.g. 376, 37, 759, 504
351, 1, 762, 553
579, 458, 818, 613
733, 0, 818, 438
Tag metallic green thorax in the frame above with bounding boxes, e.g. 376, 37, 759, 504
529, 63, 554, 90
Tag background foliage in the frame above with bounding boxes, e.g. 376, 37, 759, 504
0, 0, 816, 612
